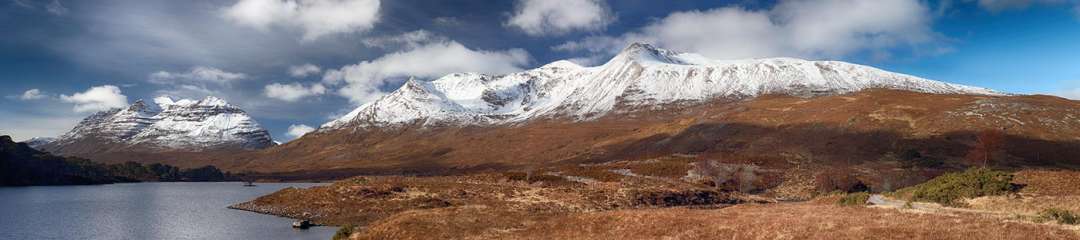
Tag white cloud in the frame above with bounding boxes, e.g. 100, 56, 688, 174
223, 0, 381, 41
361, 30, 443, 49
264, 82, 326, 102
154, 85, 222, 101
19, 89, 46, 100
323, 40, 530, 103
556, 0, 937, 60
506, 0, 613, 36
60, 85, 129, 113
433, 17, 463, 26
1057, 87, 1080, 100
45, 0, 68, 15
149, 66, 248, 85
288, 63, 322, 77
286, 124, 315, 139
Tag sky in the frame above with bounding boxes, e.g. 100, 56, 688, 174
1, 0, 1079, 142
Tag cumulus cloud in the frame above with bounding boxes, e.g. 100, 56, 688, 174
18, 89, 46, 100
60, 85, 129, 113
286, 124, 315, 139
223, 0, 381, 41
264, 82, 326, 101
506, 0, 613, 36
322, 40, 530, 103
288, 63, 322, 77
149, 66, 248, 85
556, 0, 937, 60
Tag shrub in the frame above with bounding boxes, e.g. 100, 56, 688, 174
899, 168, 1015, 206
837, 192, 870, 206
1039, 208, 1078, 225
333, 224, 355, 240
629, 189, 738, 207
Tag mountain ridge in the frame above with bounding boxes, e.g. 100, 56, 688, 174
321, 43, 999, 131
41, 96, 275, 159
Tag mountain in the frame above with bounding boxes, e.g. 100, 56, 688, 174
40, 96, 274, 167
226, 43, 1080, 177
21, 137, 56, 150
322, 43, 997, 130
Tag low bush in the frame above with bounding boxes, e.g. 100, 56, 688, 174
629, 189, 739, 207
897, 168, 1015, 206
333, 224, 355, 240
837, 192, 870, 206
1039, 208, 1078, 225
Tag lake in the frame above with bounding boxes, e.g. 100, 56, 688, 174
0, 182, 337, 240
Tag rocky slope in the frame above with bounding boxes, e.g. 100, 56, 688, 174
40, 96, 274, 167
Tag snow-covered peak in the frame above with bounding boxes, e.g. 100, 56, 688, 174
20, 137, 57, 150
197, 96, 231, 107
606, 42, 688, 66
153, 96, 175, 106
541, 60, 583, 70
322, 43, 1000, 130
47, 96, 274, 151
154, 96, 234, 108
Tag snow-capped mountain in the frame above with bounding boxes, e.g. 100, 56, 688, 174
20, 137, 56, 150
45, 96, 274, 151
322, 43, 998, 130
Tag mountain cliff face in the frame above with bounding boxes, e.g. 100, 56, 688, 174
41, 96, 274, 165
323, 43, 997, 130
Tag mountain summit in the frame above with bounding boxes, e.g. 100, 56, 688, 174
42, 96, 274, 158
322, 43, 998, 130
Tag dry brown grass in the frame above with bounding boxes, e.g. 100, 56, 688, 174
356, 202, 1080, 240
229, 169, 739, 226
234, 168, 1080, 240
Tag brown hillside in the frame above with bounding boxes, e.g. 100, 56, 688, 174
231, 89, 1080, 177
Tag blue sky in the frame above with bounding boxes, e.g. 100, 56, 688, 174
1, 0, 1078, 141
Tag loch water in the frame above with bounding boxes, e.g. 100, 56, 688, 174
0, 182, 336, 240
